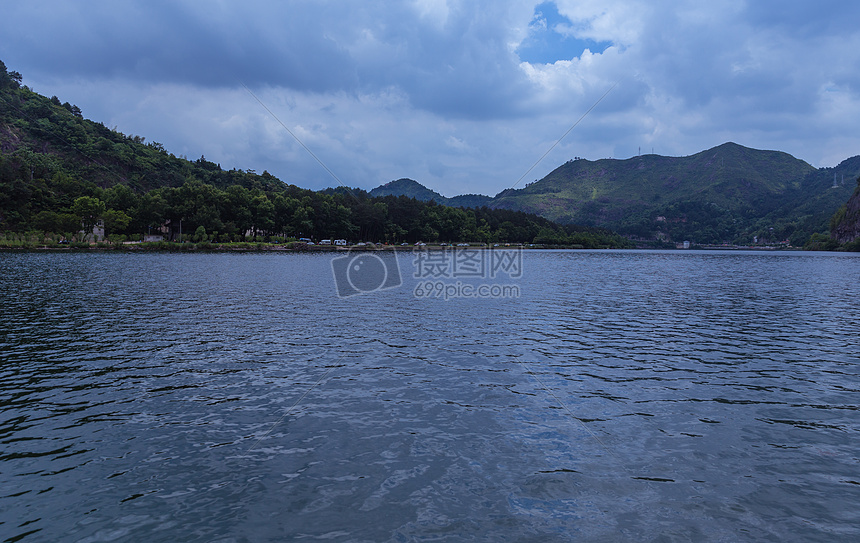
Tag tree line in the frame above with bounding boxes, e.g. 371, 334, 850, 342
5, 177, 628, 247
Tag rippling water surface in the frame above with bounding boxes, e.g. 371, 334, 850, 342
1, 250, 858, 542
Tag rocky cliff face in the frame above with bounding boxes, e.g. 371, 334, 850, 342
832, 181, 860, 243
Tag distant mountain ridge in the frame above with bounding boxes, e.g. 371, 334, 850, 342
369, 178, 446, 202
370, 178, 492, 208
369, 143, 859, 245
831, 180, 860, 245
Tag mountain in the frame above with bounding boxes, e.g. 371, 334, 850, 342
0, 60, 310, 232
831, 179, 860, 246
492, 143, 812, 220
371, 143, 859, 245
369, 178, 493, 208
759, 156, 860, 245
369, 178, 447, 202
447, 194, 494, 208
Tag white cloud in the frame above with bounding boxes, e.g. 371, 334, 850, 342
553, 0, 645, 45
412, 0, 451, 28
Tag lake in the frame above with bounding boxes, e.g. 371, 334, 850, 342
1, 250, 858, 542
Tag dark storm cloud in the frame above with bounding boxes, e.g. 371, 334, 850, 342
1, 1, 533, 119
2, 1, 359, 91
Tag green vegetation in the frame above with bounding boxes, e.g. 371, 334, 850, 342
824, 177, 860, 251
0, 177, 629, 247
367, 147, 860, 248
4, 57, 857, 251
368, 178, 493, 208
487, 144, 860, 246
0, 60, 628, 249
369, 178, 449, 202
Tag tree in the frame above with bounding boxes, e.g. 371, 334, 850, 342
31, 211, 61, 233
71, 196, 106, 239
271, 193, 299, 237
0, 60, 22, 89
103, 184, 139, 213
533, 226, 563, 245
193, 225, 208, 242
134, 192, 167, 232
103, 209, 131, 237
57, 213, 83, 238
292, 206, 314, 237
250, 194, 274, 237
223, 185, 252, 239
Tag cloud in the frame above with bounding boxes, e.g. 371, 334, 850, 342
2, 1, 360, 91
2, 0, 860, 198
2, 0, 535, 119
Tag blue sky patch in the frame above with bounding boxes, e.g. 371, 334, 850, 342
516, 1, 611, 64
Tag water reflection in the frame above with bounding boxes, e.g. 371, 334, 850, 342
1, 250, 858, 541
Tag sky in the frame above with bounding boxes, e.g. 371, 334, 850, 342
2, 0, 860, 197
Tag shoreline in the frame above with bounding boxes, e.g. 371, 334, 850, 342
0, 242, 822, 253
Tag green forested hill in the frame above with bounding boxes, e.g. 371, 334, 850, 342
370, 142, 858, 245
0, 60, 291, 231
488, 142, 857, 244
370, 178, 447, 202
830, 173, 860, 248
369, 178, 492, 209
0, 60, 627, 248
495, 142, 814, 220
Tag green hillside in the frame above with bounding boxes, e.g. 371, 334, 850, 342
828, 173, 860, 249
491, 143, 810, 242
367, 143, 858, 245
447, 194, 494, 208
369, 178, 447, 202
0, 60, 628, 248
369, 178, 492, 209
482, 143, 856, 245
